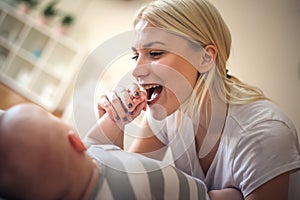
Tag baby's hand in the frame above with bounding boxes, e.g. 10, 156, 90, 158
126, 84, 147, 118
97, 84, 147, 130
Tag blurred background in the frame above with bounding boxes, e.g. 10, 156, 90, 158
0, 0, 299, 138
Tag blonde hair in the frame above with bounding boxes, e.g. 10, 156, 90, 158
134, 0, 267, 107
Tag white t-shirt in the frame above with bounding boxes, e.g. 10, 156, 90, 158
148, 100, 300, 199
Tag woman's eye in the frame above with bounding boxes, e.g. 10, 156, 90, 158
149, 51, 164, 59
131, 54, 139, 61
131, 51, 164, 61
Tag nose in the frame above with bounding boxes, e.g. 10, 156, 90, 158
132, 55, 150, 79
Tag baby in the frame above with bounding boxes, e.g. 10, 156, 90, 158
0, 104, 97, 199
0, 104, 211, 200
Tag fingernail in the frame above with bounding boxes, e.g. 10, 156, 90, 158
123, 116, 128, 122
128, 103, 133, 108
134, 91, 139, 97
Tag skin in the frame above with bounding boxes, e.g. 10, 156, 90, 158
95, 22, 291, 200
0, 104, 99, 200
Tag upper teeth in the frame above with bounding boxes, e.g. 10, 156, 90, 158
143, 84, 160, 90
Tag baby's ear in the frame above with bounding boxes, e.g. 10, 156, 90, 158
68, 130, 87, 153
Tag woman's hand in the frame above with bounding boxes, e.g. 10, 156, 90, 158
97, 84, 147, 130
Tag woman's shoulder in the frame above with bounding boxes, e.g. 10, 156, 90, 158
228, 100, 296, 133
226, 100, 300, 198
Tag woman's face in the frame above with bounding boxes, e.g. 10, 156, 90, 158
132, 22, 200, 119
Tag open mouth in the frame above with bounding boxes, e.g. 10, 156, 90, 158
143, 84, 163, 105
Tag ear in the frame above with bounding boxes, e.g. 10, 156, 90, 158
68, 130, 87, 153
198, 45, 218, 73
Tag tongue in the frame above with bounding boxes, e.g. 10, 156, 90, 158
149, 87, 162, 101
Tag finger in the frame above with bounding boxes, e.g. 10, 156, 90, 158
115, 87, 134, 113
132, 84, 147, 102
132, 94, 146, 108
136, 90, 147, 103
107, 91, 131, 124
98, 107, 106, 118
104, 99, 119, 122
97, 94, 110, 118
99, 91, 121, 122
128, 83, 140, 98
126, 84, 147, 117
130, 100, 147, 117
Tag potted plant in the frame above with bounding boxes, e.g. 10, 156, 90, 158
39, 0, 58, 25
61, 14, 74, 26
55, 14, 75, 34
16, 0, 39, 14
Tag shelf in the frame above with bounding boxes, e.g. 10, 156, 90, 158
45, 43, 77, 76
0, 13, 25, 45
4, 56, 34, 88
30, 71, 61, 102
21, 28, 49, 59
0, 2, 85, 112
0, 44, 10, 70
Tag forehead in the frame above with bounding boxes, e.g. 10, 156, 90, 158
133, 21, 200, 52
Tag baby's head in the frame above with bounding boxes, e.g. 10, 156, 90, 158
0, 104, 95, 200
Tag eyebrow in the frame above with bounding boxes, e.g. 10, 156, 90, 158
131, 41, 166, 51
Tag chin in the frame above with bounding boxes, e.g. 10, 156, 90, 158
149, 103, 179, 120
149, 104, 168, 120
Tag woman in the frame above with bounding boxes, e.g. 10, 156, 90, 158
85, 0, 300, 199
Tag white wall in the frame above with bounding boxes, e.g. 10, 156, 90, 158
61, 0, 300, 136
55, 0, 152, 51
211, 0, 300, 133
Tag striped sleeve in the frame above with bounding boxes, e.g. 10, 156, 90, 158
88, 145, 209, 200
0, 110, 5, 117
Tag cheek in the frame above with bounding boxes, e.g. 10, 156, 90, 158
172, 60, 198, 88
152, 60, 195, 104
160, 55, 198, 84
